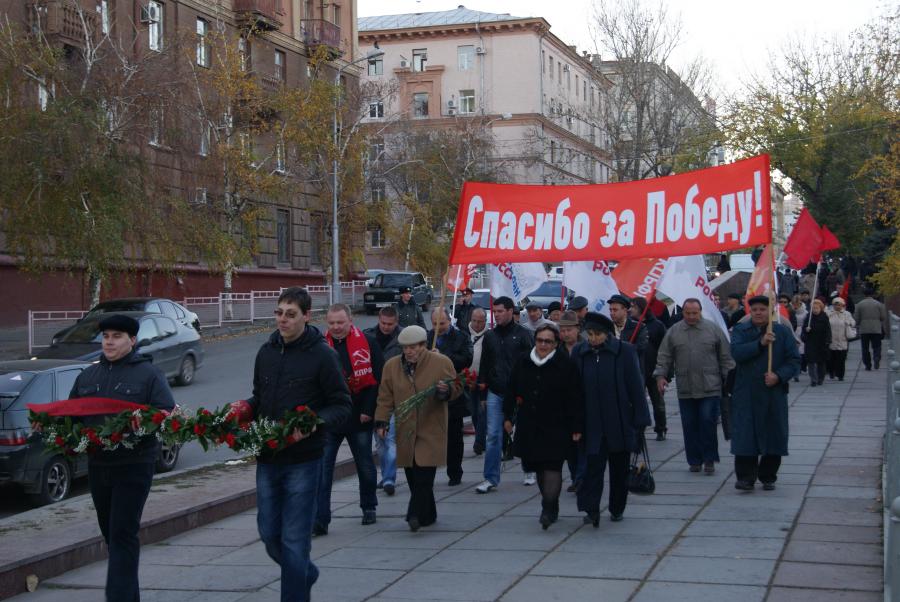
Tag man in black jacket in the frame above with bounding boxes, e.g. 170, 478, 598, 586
315, 303, 384, 534
453, 287, 479, 335
67, 314, 175, 602
475, 296, 534, 493
608, 294, 649, 371
230, 287, 351, 602
364, 306, 401, 495
630, 297, 669, 440
427, 307, 473, 486
396, 286, 426, 328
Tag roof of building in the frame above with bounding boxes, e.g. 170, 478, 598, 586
359, 5, 525, 31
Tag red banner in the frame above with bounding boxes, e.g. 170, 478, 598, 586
28, 397, 149, 416
449, 155, 772, 264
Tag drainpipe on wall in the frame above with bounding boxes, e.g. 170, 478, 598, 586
538, 29, 549, 184
476, 20, 485, 114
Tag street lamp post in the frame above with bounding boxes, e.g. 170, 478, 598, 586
331, 47, 384, 303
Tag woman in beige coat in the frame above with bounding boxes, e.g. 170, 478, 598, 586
826, 297, 857, 381
375, 325, 461, 531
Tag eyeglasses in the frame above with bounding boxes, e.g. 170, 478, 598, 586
535, 337, 556, 345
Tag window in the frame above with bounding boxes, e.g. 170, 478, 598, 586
56, 370, 82, 399
368, 100, 384, 118
97, 0, 110, 34
332, 3, 341, 25
37, 78, 53, 111
196, 18, 208, 67
274, 50, 285, 81
136, 318, 159, 343
413, 92, 428, 118
458, 45, 475, 71
192, 187, 207, 205
147, 1, 162, 52
368, 226, 385, 249
154, 316, 177, 337
458, 89, 475, 114
558, 65, 562, 85
370, 181, 385, 203
368, 137, 384, 164
549, 56, 554, 78
583, 80, 587, 101
304, 0, 313, 19
566, 68, 570, 90
238, 37, 250, 72
306, 63, 313, 79
575, 75, 579, 96
310, 214, 322, 264
367, 55, 383, 76
149, 105, 164, 146
276, 209, 291, 263
412, 49, 427, 72
275, 139, 286, 173
198, 118, 209, 156
541, 50, 545, 73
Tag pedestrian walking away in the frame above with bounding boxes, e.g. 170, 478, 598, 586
630, 296, 669, 441
854, 285, 889, 370
826, 297, 856, 381
572, 312, 651, 526
653, 299, 734, 475
729, 295, 800, 491
61, 314, 175, 602
504, 322, 584, 529
375, 326, 461, 531
468, 308, 489, 456
316, 304, 384, 534
801, 299, 831, 386
229, 287, 352, 602
364, 306, 402, 496
427, 307, 473, 486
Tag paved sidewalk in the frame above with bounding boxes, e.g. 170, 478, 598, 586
12, 349, 884, 601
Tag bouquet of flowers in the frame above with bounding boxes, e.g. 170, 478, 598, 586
394, 368, 477, 422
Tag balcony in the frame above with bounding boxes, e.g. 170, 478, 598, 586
234, 0, 282, 31
300, 19, 341, 56
28, 0, 100, 48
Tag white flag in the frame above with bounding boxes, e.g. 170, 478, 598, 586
489, 262, 547, 304
562, 261, 620, 317
656, 255, 729, 339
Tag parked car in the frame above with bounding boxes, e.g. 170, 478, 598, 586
0, 360, 180, 506
470, 288, 494, 328
37, 312, 204, 387
363, 268, 387, 287
52, 297, 201, 345
523, 280, 573, 314
363, 271, 433, 314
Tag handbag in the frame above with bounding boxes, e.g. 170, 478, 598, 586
627, 433, 655, 495
846, 321, 858, 342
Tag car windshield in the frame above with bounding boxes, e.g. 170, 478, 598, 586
0, 371, 34, 395
58, 318, 103, 344
471, 291, 491, 308
85, 300, 146, 317
529, 281, 563, 297
377, 274, 412, 287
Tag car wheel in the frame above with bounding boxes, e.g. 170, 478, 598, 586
175, 356, 196, 386
29, 456, 72, 506
156, 443, 180, 473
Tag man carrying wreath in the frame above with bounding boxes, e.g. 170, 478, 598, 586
66, 313, 175, 602
230, 287, 352, 602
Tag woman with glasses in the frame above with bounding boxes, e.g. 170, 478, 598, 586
503, 322, 583, 529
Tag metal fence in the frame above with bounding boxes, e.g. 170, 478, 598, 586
885, 313, 900, 601
27, 310, 88, 354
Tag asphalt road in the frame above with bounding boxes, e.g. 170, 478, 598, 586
0, 314, 380, 519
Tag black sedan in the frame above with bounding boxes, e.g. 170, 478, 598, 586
37, 312, 204, 387
52, 297, 201, 344
0, 360, 180, 506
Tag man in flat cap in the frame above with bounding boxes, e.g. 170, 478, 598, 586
729, 295, 800, 491
725, 293, 746, 328
547, 301, 563, 323
607, 294, 649, 373
396, 286, 426, 329
65, 313, 176, 601
521, 301, 551, 332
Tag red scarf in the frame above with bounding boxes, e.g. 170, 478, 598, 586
326, 326, 377, 394
27, 397, 148, 416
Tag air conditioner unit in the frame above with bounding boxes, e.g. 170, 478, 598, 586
563, 65, 570, 72
399, 59, 408, 68
448, 108, 456, 116
475, 47, 485, 55
447, 99, 456, 108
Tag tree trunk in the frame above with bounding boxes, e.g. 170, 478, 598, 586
87, 268, 102, 308
223, 263, 234, 321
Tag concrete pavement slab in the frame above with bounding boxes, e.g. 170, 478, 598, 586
415, 549, 545, 575
530, 551, 656, 579
449, 516, 580, 551
632, 582, 766, 602
315, 546, 434, 571
766, 587, 882, 601
649, 555, 777, 586
772, 561, 882, 592
781, 540, 882, 566
669, 536, 786, 560
498, 576, 638, 602
789, 523, 882, 544
378, 570, 520, 601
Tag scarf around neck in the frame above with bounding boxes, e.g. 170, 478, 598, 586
530, 347, 556, 367
326, 325, 377, 394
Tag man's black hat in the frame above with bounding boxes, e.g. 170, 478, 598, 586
547, 301, 562, 313
98, 314, 140, 337
568, 296, 589, 311
748, 295, 769, 307
583, 312, 614, 333
525, 301, 541, 310
398, 286, 412, 294
607, 294, 632, 309
461, 287, 474, 295
728, 292, 743, 301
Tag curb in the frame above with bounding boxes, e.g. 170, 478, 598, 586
0, 455, 362, 600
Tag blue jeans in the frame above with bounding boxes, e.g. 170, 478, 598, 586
678, 396, 721, 466
375, 416, 397, 486
483, 391, 505, 485
475, 398, 487, 449
256, 459, 321, 602
316, 429, 378, 526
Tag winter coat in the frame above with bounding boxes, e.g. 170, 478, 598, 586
616, 317, 649, 372
729, 320, 800, 456
826, 309, 857, 351
375, 351, 461, 468
364, 325, 402, 361
478, 321, 534, 397
396, 299, 425, 329
248, 326, 353, 465
801, 312, 831, 363
641, 314, 667, 380
427, 326, 473, 412
328, 331, 384, 433
854, 297, 888, 337
504, 350, 584, 465
792, 305, 808, 354
453, 302, 479, 336
653, 318, 734, 399
571, 338, 651, 454
69, 350, 175, 466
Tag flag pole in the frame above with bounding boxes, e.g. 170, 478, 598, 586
432, 265, 450, 351
449, 265, 462, 320
806, 260, 821, 332
767, 288, 775, 373
630, 289, 654, 344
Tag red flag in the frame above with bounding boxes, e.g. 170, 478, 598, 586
783, 209, 824, 269
820, 226, 841, 253
745, 244, 777, 312
611, 258, 668, 299
447, 264, 477, 292
839, 275, 851, 301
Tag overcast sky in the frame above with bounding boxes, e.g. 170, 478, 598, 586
357, 0, 887, 97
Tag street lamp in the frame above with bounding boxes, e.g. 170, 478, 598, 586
331, 47, 384, 303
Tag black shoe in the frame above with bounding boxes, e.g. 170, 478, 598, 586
583, 511, 600, 528
407, 517, 420, 532
610, 513, 623, 522
539, 513, 552, 530
655, 431, 666, 441
566, 481, 580, 493
810, 382, 817, 387
376, 480, 384, 490
734, 480, 754, 491
448, 477, 462, 486
838, 377, 844, 381
362, 510, 377, 525
875, 362, 880, 369
865, 366, 872, 371
312, 522, 328, 536
762, 482, 776, 491
472, 442, 484, 455
383, 483, 395, 496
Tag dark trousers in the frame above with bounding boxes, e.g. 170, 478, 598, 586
808, 361, 826, 385
316, 429, 377, 526
861, 334, 882, 369
577, 441, 629, 517
446, 405, 465, 481
678, 396, 720, 466
88, 461, 155, 602
734, 454, 782, 484
404, 464, 437, 525
646, 375, 666, 433
828, 349, 849, 379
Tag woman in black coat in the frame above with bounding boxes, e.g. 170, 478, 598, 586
801, 299, 831, 386
504, 323, 584, 529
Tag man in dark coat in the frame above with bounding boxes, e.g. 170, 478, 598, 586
730, 295, 800, 491
571, 312, 651, 526
630, 297, 668, 440
452, 287, 479, 335
725, 293, 745, 328
607, 294, 649, 371
316, 304, 385, 534
427, 307, 473, 486
66, 314, 175, 602
364, 306, 401, 495
396, 286, 425, 329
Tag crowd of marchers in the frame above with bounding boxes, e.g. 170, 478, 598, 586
64, 278, 890, 602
